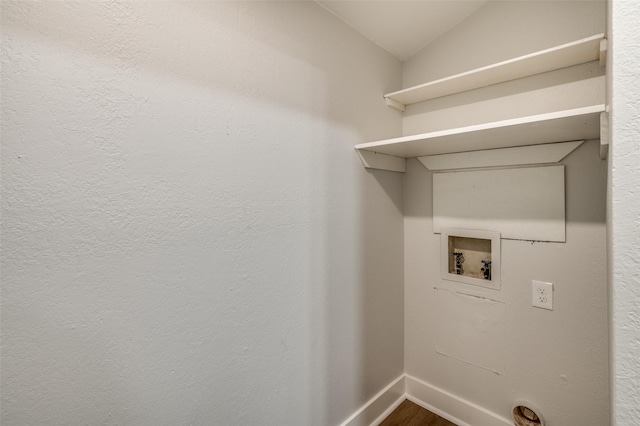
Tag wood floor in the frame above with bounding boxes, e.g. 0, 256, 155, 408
379, 400, 457, 426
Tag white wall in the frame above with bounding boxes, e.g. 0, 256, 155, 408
0, 2, 404, 425
403, 1, 606, 89
608, 1, 640, 424
402, 1, 606, 136
403, 2, 609, 425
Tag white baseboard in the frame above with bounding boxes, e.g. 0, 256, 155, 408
339, 375, 405, 426
339, 374, 513, 426
405, 374, 513, 426
369, 394, 406, 426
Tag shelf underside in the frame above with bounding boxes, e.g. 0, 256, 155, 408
385, 34, 605, 108
355, 105, 605, 158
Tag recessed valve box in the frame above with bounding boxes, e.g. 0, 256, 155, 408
441, 229, 501, 290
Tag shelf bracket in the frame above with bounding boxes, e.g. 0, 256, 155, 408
356, 149, 406, 173
599, 38, 608, 67
600, 111, 609, 160
417, 141, 584, 171
384, 97, 406, 112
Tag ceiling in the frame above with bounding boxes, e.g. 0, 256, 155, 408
316, 1, 487, 61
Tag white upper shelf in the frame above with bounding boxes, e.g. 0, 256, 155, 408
384, 34, 606, 110
355, 104, 605, 158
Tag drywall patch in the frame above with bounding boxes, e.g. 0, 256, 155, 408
434, 289, 506, 374
433, 165, 565, 242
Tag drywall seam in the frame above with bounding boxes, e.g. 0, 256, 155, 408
433, 352, 504, 376
434, 289, 506, 375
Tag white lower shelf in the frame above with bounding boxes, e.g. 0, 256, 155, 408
355, 104, 605, 160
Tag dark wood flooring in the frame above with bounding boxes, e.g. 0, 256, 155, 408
379, 400, 457, 426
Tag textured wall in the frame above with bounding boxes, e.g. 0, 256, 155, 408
0, 2, 404, 425
403, 2, 609, 425
608, 0, 640, 424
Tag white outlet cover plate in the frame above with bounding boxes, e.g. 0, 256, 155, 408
532, 280, 553, 310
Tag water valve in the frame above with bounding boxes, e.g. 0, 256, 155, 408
480, 260, 492, 280
453, 252, 465, 275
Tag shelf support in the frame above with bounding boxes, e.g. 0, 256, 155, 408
600, 111, 609, 160
356, 149, 406, 173
384, 97, 406, 112
600, 38, 608, 67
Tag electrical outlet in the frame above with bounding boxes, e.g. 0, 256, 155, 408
532, 280, 553, 310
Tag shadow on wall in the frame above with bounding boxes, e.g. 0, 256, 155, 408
3, 1, 399, 131
1, 2, 404, 425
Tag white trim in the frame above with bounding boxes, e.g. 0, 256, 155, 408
339, 375, 405, 426
405, 374, 513, 426
339, 374, 515, 426
405, 394, 470, 426
369, 395, 406, 426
